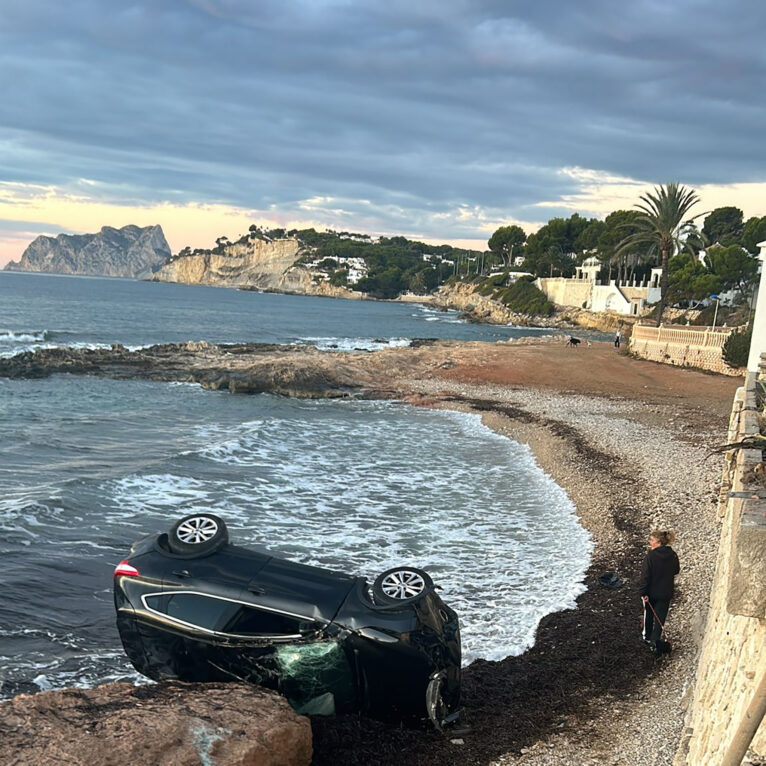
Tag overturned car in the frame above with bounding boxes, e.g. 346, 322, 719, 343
113, 513, 461, 728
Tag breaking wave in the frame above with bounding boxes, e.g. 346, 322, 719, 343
297, 336, 411, 352
413, 306, 466, 324
0, 328, 111, 358
0, 329, 51, 344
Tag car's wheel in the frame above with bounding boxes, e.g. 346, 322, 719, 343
372, 567, 433, 605
167, 513, 228, 556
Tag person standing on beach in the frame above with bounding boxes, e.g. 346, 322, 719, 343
639, 529, 680, 653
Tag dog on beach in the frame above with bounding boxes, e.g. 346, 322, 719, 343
566, 337, 581, 347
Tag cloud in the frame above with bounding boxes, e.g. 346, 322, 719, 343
0, 0, 764, 261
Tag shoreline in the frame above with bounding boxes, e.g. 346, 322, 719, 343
313, 378, 733, 764
0, 339, 739, 765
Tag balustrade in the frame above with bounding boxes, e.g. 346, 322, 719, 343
632, 324, 732, 349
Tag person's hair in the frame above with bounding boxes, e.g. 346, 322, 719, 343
651, 529, 675, 546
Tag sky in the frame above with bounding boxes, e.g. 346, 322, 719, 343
1, 0, 766, 264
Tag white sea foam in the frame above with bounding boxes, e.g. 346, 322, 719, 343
0, 340, 111, 359
298, 336, 411, 352
413, 306, 466, 324
0, 329, 51, 344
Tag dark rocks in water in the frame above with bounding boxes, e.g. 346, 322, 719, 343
4, 224, 171, 278
0, 681, 312, 766
0, 342, 371, 399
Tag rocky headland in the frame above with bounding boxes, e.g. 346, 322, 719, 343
0, 338, 742, 765
153, 236, 361, 299
4, 224, 171, 278
426, 281, 645, 333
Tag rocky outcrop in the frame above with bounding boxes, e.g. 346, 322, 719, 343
153, 237, 362, 299
0, 681, 312, 766
431, 282, 567, 327
5, 225, 170, 278
0, 341, 404, 397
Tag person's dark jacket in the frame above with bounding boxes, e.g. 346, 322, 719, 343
638, 545, 680, 600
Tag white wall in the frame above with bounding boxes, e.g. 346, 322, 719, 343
747, 242, 766, 373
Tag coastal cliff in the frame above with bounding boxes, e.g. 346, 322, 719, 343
153, 237, 361, 299
5, 225, 171, 278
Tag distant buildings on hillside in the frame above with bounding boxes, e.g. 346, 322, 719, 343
305, 256, 368, 285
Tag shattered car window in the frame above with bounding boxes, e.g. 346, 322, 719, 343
275, 640, 356, 715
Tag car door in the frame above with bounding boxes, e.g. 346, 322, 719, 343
162, 544, 271, 601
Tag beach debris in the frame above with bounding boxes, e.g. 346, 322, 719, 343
598, 572, 623, 589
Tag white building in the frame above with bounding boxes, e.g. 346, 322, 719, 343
306, 256, 369, 285
487, 270, 534, 284
536, 256, 662, 316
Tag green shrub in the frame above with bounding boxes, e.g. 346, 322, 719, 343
722, 326, 752, 368
498, 279, 554, 316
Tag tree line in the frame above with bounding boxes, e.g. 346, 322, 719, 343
489, 190, 765, 321
174, 189, 764, 315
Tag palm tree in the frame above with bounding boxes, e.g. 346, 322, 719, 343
617, 183, 705, 323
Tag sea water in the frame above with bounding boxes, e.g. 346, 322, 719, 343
0, 272, 592, 695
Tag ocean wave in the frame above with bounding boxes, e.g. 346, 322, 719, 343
298, 336, 411, 352
413, 307, 466, 324
0, 329, 51, 344
0, 341, 111, 359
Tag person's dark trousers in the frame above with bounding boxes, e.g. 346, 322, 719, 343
643, 599, 670, 644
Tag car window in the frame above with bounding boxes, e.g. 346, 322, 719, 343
145, 593, 239, 632
224, 606, 319, 637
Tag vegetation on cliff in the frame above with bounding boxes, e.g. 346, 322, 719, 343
173, 226, 482, 300
168, 200, 763, 310
473, 272, 554, 316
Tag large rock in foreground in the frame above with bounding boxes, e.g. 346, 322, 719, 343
0, 681, 312, 766
5, 224, 171, 278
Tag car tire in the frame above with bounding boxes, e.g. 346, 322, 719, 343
167, 513, 228, 556
372, 567, 433, 605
